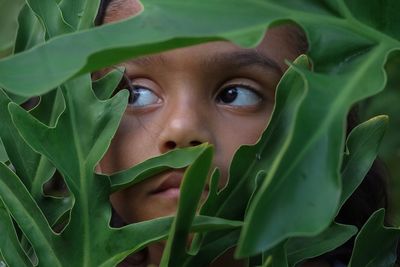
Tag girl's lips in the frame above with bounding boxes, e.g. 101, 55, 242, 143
150, 169, 210, 199
150, 170, 184, 198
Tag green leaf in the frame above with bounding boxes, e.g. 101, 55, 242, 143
0, 138, 8, 163
14, 4, 45, 54
8, 75, 127, 266
339, 115, 389, 209
102, 215, 242, 267
182, 55, 309, 266
92, 67, 124, 100
0, 89, 69, 226
237, 55, 336, 256
110, 145, 211, 192
26, 0, 72, 38
183, 230, 241, 267
0, 0, 281, 97
0, 0, 25, 58
59, 0, 101, 30
344, 0, 400, 40
238, 11, 396, 253
0, 89, 43, 191
0, 200, 32, 267
160, 145, 213, 267
286, 223, 357, 266
0, 163, 61, 267
348, 209, 400, 267
262, 244, 288, 267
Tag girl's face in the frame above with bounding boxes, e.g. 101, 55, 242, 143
99, 0, 302, 224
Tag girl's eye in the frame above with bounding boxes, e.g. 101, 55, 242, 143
216, 85, 262, 107
128, 86, 160, 107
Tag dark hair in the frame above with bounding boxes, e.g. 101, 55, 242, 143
95, 0, 112, 25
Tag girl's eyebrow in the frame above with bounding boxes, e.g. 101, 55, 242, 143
205, 50, 284, 75
127, 50, 283, 75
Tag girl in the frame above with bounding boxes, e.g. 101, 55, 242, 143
94, 0, 387, 266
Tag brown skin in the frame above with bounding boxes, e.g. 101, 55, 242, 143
98, 0, 325, 266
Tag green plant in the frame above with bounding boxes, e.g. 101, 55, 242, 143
0, 0, 399, 266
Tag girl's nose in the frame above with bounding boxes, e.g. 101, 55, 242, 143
157, 103, 212, 153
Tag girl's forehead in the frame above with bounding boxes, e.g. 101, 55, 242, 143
102, 0, 304, 71
103, 0, 143, 23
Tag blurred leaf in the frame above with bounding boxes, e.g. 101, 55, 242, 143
0, 162, 62, 267
0, 0, 283, 97
348, 209, 400, 267
59, 0, 101, 30
0, 0, 25, 58
183, 230, 241, 267
14, 4, 45, 53
0, 200, 32, 267
238, 4, 397, 252
286, 223, 357, 266
188, 55, 308, 265
110, 145, 211, 192
358, 51, 400, 225
340, 115, 388, 209
8, 74, 127, 265
238, 53, 344, 256
262, 244, 288, 267
0, 89, 69, 226
160, 146, 213, 266
0, 138, 8, 163
102, 215, 243, 267
26, 0, 72, 38
0, 89, 44, 191
92, 67, 124, 100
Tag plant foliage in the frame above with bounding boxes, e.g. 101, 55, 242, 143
0, 0, 399, 266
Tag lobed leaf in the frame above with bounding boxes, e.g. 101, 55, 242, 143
0, 0, 25, 57
160, 146, 213, 266
92, 67, 124, 100
0, 200, 32, 267
59, 0, 101, 30
286, 223, 357, 266
339, 115, 388, 209
0, 163, 61, 267
25, 0, 73, 38
110, 145, 211, 192
348, 209, 400, 267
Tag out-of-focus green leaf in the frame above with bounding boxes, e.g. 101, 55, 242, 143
184, 55, 307, 265
345, 0, 400, 40
286, 223, 357, 266
0, 139, 8, 163
238, 21, 396, 255
183, 230, 241, 267
348, 209, 400, 267
262, 244, 288, 267
110, 145, 211, 192
8, 74, 127, 266
0, 89, 43, 190
0, 162, 62, 267
59, 0, 101, 30
26, 0, 72, 38
0, 89, 69, 226
92, 67, 124, 100
0, 0, 25, 58
238, 53, 347, 256
160, 146, 213, 267
0, 200, 32, 267
103, 215, 242, 267
340, 115, 388, 209
0, 0, 283, 97
358, 52, 400, 225
14, 4, 45, 54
